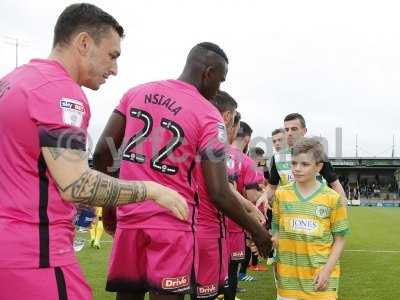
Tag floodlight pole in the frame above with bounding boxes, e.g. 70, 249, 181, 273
15, 38, 19, 67
356, 134, 358, 158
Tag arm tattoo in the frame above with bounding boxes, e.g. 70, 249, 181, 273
65, 170, 147, 207
47, 147, 88, 161
48, 148, 66, 160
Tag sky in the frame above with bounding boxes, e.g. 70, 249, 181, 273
1, 0, 400, 157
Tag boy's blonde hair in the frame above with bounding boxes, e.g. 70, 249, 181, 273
291, 137, 327, 163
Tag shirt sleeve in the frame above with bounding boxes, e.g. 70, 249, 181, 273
271, 190, 280, 234
198, 108, 227, 160
243, 157, 264, 190
330, 194, 349, 236
28, 80, 90, 151
320, 161, 338, 184
269, 156, 280, 186
114, 88, 138, 117
255, 166, 266, 186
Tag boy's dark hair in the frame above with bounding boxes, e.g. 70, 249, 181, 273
53, 3, 124, 47
284, 113, 306, 128
271, 128, 285, 136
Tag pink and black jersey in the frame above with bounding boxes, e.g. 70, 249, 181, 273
237, 154, 262, 195
115, 80, 227, 231
195, 163, 226, 238
254, 164, 266, 186
226, 146, 263, 233
0, 59, 90, 269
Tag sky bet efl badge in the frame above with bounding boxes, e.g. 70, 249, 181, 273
60, 98, 85, 127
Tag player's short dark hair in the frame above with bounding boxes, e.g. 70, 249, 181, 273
196, 42, 229, 63
211, 90, 237, 113
292, 137, 327, 163
237, 121, 252, 138
271, 128, 285, 136
233, 111, 241, 127
53, 3, 124, 47
284, 113, 306, 128
250, 147, 265, 157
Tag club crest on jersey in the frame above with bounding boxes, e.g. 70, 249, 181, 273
60, 98, 85, 127
162, 275, 189, 290
315, 205, 329, 218
217, 123, 227, 143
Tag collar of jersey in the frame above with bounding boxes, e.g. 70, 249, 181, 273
31, 59, 70, 78
169, 79, 199, 93
293, 181, 325, 202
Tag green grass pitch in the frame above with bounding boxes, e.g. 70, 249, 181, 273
77, 207, 400, 299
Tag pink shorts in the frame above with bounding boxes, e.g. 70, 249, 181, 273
0, 264, 92, 300
195, 237, 228, 299
107, 228, 196, 295
228, 232, 245, 261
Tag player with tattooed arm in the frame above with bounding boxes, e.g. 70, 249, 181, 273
0, 4, 187, 300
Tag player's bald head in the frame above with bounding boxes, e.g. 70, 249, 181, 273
180, 42, 229, 100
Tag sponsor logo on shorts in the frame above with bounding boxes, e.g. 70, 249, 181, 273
162, 275, 189, 290
231, 251, 245, 259
197, 284, 217, 296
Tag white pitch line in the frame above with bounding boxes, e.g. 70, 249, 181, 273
77, 239, 400, 253
344, 249, 400, 253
